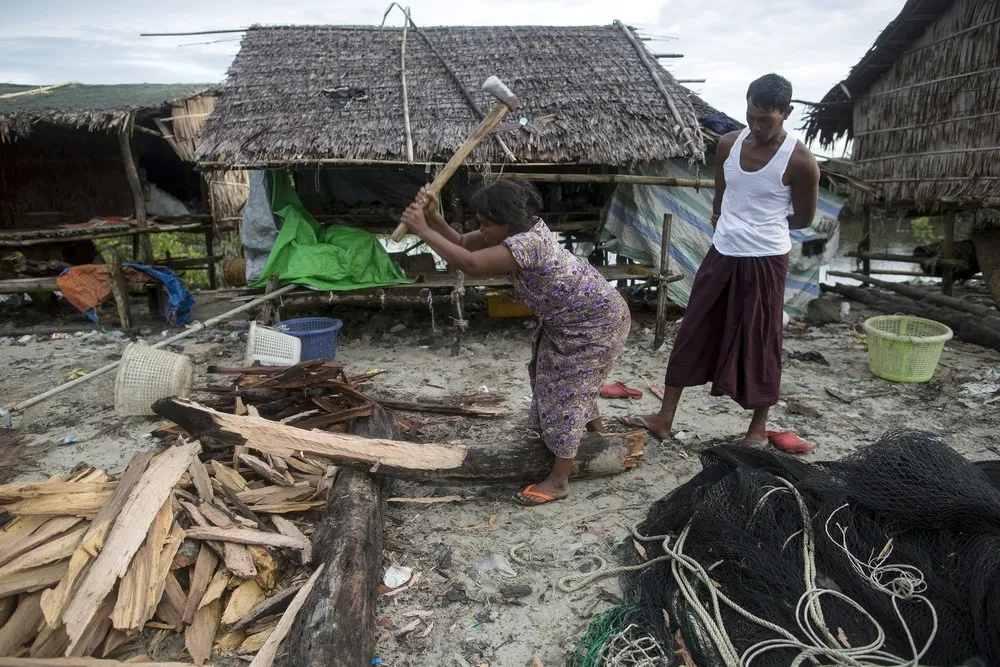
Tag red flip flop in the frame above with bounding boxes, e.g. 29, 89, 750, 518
512, 484, 566, 506
600, 381, 643, 399
766, 430, 814, 454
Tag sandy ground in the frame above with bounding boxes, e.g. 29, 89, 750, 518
2, 292, 999, 666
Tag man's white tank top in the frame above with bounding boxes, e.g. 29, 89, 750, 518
713, 127, 797, 257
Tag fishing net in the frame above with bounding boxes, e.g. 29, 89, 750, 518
574, 430, 1000, 666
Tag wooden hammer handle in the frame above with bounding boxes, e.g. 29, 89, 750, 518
390, 102, 511, 242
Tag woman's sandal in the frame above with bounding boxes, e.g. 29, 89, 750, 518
512, 484, 566, 506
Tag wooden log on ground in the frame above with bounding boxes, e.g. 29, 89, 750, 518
153, 398, 645, 483
827, 271, 1000, 321
287, 405, 392, 667
823, 283, 1000, 352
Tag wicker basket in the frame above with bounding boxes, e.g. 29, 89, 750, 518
115, 343, 194, 416
862, 315, 952, 383
245, 321, 302, 366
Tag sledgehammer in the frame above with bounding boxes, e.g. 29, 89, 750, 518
390, 76, 521, 242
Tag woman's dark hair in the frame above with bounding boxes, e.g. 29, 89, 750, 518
468, 180, 543, 233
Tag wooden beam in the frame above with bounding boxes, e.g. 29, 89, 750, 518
101, 249, 132, 331
153, 398, 645, 483
942, 210, 956, 296
118, 122, 153, 263
495, 172, 714, 188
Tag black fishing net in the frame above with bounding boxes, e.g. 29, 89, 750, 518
577, 430, 1000, 666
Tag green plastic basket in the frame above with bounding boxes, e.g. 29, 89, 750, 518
862, 315, 953, 383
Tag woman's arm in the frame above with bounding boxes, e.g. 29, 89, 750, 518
417, 187, 488, 251
400, 203, 518, 276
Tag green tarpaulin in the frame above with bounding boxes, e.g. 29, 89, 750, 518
250, 171, 411, 291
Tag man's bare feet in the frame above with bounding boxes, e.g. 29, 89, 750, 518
622, 415, 672, 440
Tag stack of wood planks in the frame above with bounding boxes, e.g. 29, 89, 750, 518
0, 438, 327, 665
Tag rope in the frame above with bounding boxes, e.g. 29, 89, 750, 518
560, 478, 939, 667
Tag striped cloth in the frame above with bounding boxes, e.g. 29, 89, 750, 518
599, 159, 845, 318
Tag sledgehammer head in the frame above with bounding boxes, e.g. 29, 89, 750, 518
482, 76, 520, 111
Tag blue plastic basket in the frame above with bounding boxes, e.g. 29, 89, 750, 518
281, 317, 343, 361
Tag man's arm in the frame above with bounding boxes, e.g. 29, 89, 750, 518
787, 144, 820, 230
711, 131, 738, 228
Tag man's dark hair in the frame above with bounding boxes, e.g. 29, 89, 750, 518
468, 180, 543, 233
747, 74, 793, 111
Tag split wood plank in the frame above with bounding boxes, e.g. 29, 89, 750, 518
247, 565, 324, 667
156, 398, 645, 482
229, 584, 302, 632
61, 441, 200, 653
0, 517, 83, 569
0, 562, 69, 598
236, 483, 313, 506
238, 454, 291, 487
3, 491, 116, 519
40, 453, 154, 627
111, 499, 174, 632
270, 516, 311, 564
155, 571, 185, 629
0, 591, 44, 656
0, 483, 116, 502
0, 524, 86, 577
187, 460, 214, 503
209, 461, 248, 492
185, 598, 221, 665
184, 527, 309, 551
182, 545, 218, 626
179, 502, 256, 579
198, 570, 230, 609
221, 579, 266, 626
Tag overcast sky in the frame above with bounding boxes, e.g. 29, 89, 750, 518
2, 0, 905, 155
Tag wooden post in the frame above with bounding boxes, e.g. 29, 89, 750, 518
257, 275, 280, 326
118, 122, 153, 264
101, 249, 132, 331
205, 226, 217, 289
653, 213, 673, 351
451, 270, 466, 357
942, 210, 956, 296
860, 205, 872, 277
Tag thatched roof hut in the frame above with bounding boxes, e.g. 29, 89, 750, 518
0, 83, 215, 141
198, 23, 705, 168
0, 83, 252, 234
802, 0, 1000, 209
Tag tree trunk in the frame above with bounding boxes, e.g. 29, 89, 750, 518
285, 406, 393, 667
153, 398, 645, 483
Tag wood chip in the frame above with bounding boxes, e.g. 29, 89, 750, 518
394, 618, 420, 637
229, 584, 303, 633
198, 569, 231, 610
111, 499, 175, 632
247, 564, 324, 667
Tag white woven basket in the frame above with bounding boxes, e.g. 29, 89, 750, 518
245, 321, 302, 366
114, 343, 194, 416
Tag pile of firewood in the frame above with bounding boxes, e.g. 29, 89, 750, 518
0, 439, 327, 665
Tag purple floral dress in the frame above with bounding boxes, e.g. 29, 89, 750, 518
503, 220, 631, 459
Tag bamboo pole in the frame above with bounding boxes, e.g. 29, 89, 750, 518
399, 7, 414, 163
942, 210, 957, 296
860, 204, 872, 277
118, 119, 153, 264
653, 213, 674, 351
495, 172, 715, 188
0, 284, 298, 425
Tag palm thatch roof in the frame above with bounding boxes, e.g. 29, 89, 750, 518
0, 83, 216, 141
197, 23, 705, 168
802, 0, 1000, 206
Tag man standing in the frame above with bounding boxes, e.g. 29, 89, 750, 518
630, 73, 820, 445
